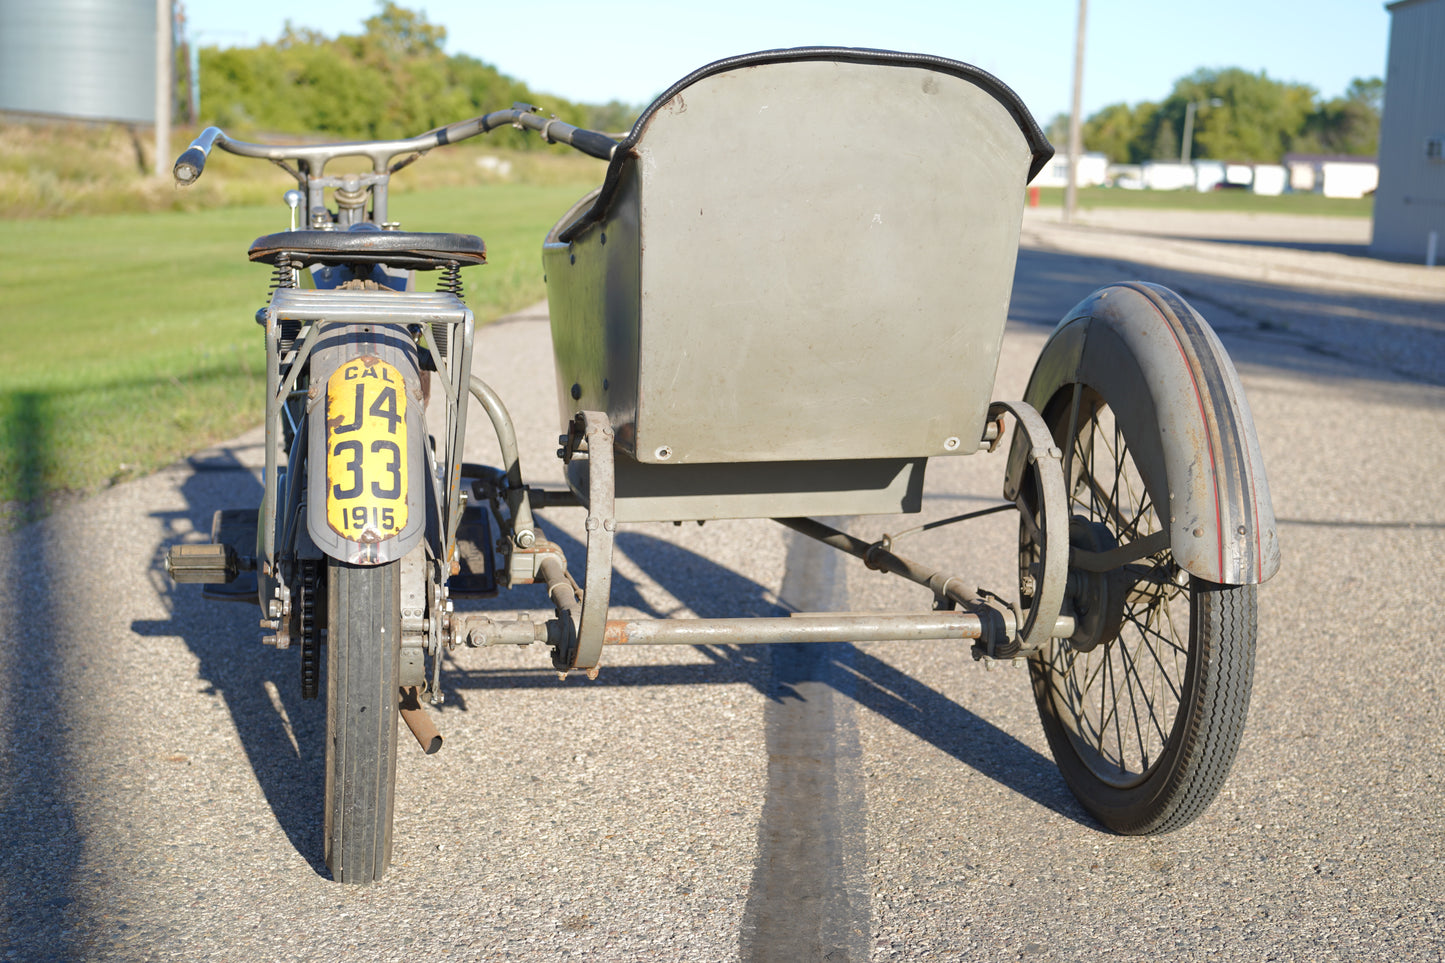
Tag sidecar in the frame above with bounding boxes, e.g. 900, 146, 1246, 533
543, 48, 1054, 520
509, 48, 1279, 836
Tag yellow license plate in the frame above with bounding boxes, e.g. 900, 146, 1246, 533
325, 357, 408, 540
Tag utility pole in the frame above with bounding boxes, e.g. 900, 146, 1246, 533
1063, 0, 1087, 224
1181, 98, 1222, 165
154, 0, 172, 178
1181, 101, 1198, 164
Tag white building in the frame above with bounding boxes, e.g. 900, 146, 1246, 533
1251, 165, 1288, 196
1192, 160, 1226, 192
1140, 161, 1195, 191
1372, 0, 1445, 262
1033, 152, 1109, 189
1283, 155, 1380, 199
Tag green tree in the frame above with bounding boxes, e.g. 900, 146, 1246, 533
360, 2, 447, 58
1043, 112, 1071, 148
586, 100, 643, 136
1083, 101, 1157, 163
196, 2, 600, 144
1166, 68, 1316, 163
1069, 69, 1385, 168
1300, 77, 1383, 156
1148, 115, 1178, 161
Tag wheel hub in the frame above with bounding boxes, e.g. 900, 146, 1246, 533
1066, 516, 1128, 653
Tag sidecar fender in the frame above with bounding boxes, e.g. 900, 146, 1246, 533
1007, 282, 1280, 586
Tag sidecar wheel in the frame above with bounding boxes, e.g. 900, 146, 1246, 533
324, 558, 401, 883
1030, 385, 1256, 834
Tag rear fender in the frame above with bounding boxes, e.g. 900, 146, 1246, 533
306, 323, 429, 565
1006, 282, 1279, 585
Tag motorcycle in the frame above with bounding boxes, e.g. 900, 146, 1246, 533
166, 47, 1279, 884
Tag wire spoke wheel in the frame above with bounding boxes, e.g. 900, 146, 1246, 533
1030, 385, 1256, 834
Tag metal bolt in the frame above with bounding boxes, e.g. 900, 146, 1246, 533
943, 436, 961, 451
655, 446, 672, 460
516, 529, 536, 549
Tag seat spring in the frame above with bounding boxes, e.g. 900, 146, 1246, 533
439, 260, 464, 300
270, 253, 296, 292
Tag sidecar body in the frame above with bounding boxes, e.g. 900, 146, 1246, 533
543, 48, 1053, 521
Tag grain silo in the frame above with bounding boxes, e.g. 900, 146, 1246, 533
0, 0, 163, 123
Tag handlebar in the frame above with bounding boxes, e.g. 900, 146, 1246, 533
173, 104, 618, 187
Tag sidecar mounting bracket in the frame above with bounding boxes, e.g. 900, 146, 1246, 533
553, 411, 616, 677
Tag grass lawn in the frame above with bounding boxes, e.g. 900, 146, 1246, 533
0, 181, 599, 524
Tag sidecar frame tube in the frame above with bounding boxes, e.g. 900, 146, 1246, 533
600, 613, 987, 646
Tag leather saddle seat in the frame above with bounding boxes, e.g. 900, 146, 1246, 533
248, 229, 486, 271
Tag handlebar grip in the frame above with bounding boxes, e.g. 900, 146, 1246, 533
174, 146, 208, 185
569, 128, 619, 161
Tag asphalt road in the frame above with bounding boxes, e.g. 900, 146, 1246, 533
2, 210, 1442, 961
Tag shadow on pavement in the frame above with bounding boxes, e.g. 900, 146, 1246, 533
131, 449, 329, 879
0, 393, 86, 960
443, 526, 1092, 829
1158, 235, 1371, 258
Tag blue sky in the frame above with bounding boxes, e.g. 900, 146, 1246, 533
185, 0, 1392, 124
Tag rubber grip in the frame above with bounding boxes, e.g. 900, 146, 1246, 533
174, 146, 208, 184
569, 128, 618, 160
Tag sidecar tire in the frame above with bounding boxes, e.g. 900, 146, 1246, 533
1029, 384, 1257, 834
324, 558, 401, 884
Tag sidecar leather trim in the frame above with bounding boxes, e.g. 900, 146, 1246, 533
557, 45, 1055, 245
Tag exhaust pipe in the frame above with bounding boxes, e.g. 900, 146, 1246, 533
399, 687, 442, 754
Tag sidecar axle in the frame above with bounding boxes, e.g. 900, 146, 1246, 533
455, 608, 1070, 651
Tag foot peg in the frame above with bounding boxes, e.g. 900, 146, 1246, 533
166, 543, 241, 584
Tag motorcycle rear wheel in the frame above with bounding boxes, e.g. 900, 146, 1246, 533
324, 557, 401, 884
